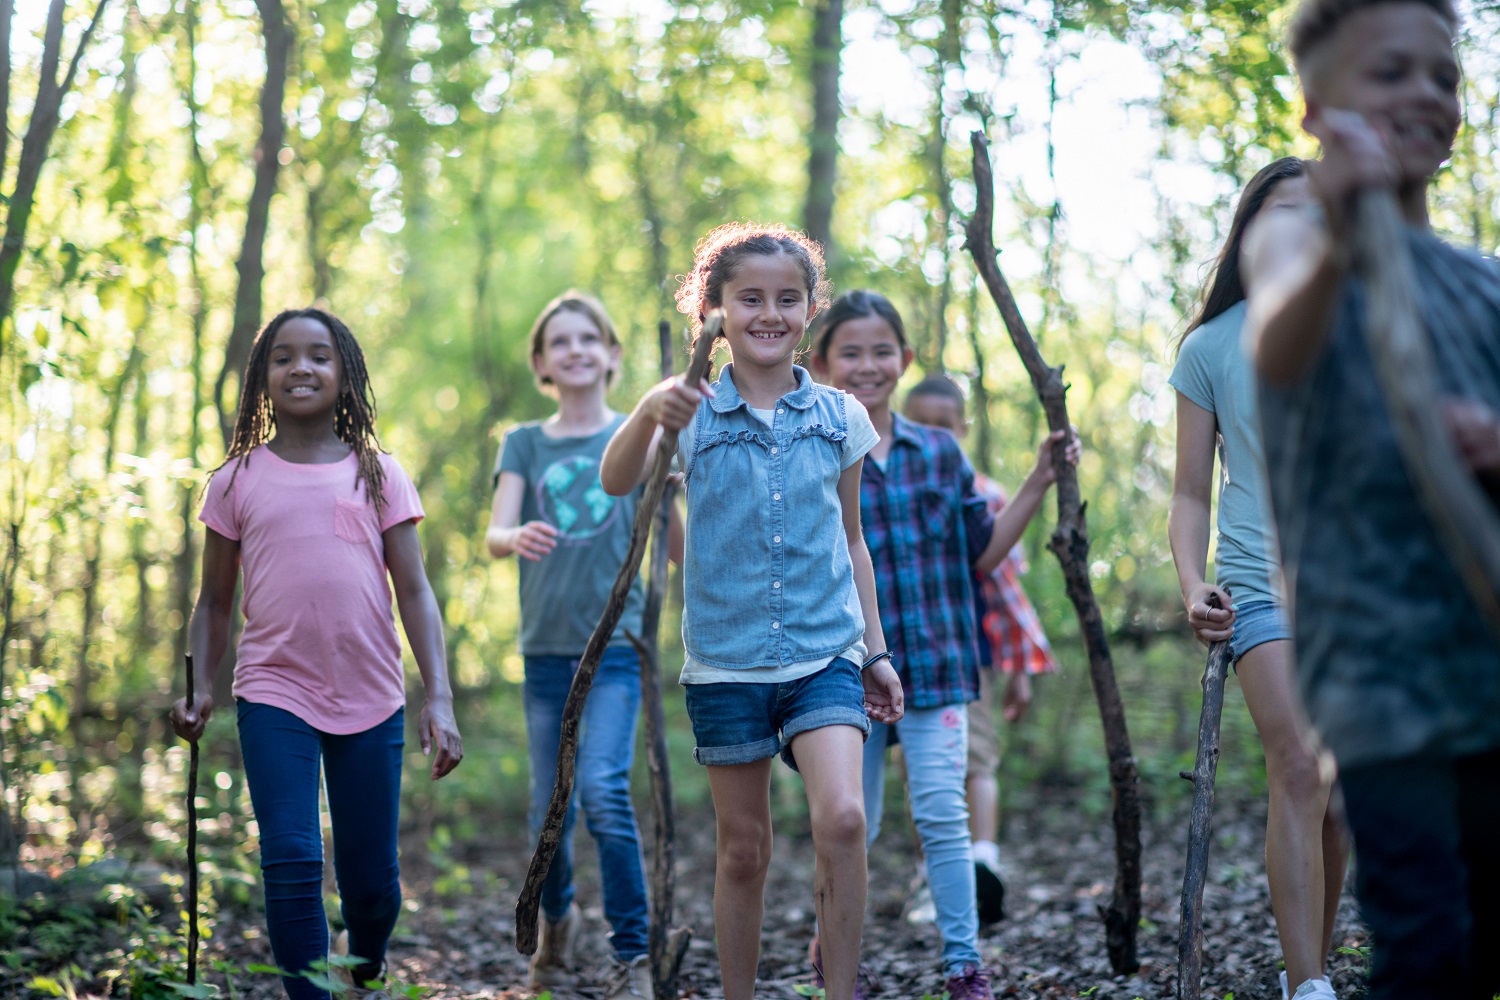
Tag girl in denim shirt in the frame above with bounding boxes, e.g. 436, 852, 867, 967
601, 223, 904, 1000
812, 290, 1077, 1000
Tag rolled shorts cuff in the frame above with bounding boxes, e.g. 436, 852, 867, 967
782, 705, 872, 746
692, 735, 783, 767
1230, 601, 1292, 665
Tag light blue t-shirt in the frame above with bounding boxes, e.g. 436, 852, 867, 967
1168, 300, 1282, 607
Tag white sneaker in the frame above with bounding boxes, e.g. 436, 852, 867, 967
1291, 977, 1336, 1000
903, 882, 936, 925
1280, 970, 1289, 1000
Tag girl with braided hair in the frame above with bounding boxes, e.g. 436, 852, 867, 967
171, 308, 462, 1000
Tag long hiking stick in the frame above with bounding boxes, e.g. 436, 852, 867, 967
184, 652, 201, 986
625, 319, 692, 999
515, 314, 719, 956
1176, 594, 1231, 999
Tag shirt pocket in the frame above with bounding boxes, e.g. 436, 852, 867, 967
333, 497, 374, 545
918, 487, 957, 541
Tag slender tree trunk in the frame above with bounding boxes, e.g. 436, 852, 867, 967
173, 1, 211, 673
803, 0, 842, 258
964, 279, 994, 475
0, 0, 14, 185
213, 0, 290, 445
0, 0, 110, 344
963, 131, 1142, 974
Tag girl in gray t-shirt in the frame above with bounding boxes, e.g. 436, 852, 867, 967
1167, 158, 1348, 1000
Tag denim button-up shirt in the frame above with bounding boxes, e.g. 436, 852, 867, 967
680, 364, 865, 669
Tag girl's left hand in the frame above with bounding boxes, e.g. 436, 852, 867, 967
1444, 398, 1500, 474
862, 659, 905, 724
420, 697, 463, 780
1031, 427, 1083, 486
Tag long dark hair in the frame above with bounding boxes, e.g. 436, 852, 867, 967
1179, 157, 1307, 350
215, 307, 388, 516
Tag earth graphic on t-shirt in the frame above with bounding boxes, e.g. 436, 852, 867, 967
535, 455, 619, 542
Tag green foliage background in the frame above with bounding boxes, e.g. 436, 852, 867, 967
1, 0, 1497, 932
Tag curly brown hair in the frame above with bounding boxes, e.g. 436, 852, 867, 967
214, 308, 389, 517
675, 222, 832, 348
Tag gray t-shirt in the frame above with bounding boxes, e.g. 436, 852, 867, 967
1169, 300, 1282, 607
495, 415, 645, 656
1259, 231, 1500, 769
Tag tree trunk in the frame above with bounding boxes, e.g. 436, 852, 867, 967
213, 0, 290, 446
963, 131, 1142, 974
803, 0, 842, 258
0, 0, 110, 345
0, 0, 14, 185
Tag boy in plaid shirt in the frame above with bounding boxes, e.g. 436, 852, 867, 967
813, 291, 1077, 999
904, 374, 1057, 926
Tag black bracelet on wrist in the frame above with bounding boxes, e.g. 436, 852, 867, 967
860, 651, 894, 671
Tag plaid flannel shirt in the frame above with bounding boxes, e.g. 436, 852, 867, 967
860, 415, 993, 709
973, 473, 1057, 676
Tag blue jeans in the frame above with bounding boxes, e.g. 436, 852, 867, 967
524, 646, 649, 960
237, 701, 404, 1000
864, 704, 980, 975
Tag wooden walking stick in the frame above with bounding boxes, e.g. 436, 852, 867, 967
183, 652, 201, 986
1352, 191, 1500, 632
1176, 594, 1231, 1000
624, 319, 693, 999
963, 130, 1143, 974
516, 313, 720, 957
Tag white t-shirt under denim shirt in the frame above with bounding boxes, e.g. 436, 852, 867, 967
675, 367, 879, 684
1168, 300, 1284, 608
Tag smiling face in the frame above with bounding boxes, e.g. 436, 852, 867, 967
816, 313, 913, 415
1304, 2, 1461, 184
532, 307, 619, 391
719, 251, 816, 375
266, 316, 343, 421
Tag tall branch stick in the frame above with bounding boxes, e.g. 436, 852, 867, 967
516, 315, 720, 956
1353, 192, 1500, 632
962, 130, 1142, 973
183, 653, 201, 986
625, 319, 693, 999
1176, 595, 1231, 999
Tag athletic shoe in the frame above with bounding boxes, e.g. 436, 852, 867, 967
943, 964, 995, 1000
1291, 977, 1337, 999
974, 856, 1006, 924
903, 882, 936, 925
1280, 970, 1290, 1000
603, 953, 652, 999
527, 901, 580, 988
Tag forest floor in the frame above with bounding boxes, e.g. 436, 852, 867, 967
97, 788, 1368, 1000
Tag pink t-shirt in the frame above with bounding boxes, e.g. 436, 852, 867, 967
199, 444, 424, 734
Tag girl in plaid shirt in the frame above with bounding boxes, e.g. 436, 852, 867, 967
812, 291, 1077, 1000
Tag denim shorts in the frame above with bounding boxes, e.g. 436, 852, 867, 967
1231, 600, 1292, 664
683, 657, 871, 771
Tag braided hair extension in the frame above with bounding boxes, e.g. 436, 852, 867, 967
214, 308, 389, 518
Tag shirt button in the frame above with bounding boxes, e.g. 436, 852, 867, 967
771, 446, 779, 454
777, 408, 784, 414
773, 535, 781, 543
773, 492, 781, 501
771, 621, 780, 629
772, 581, 781, 589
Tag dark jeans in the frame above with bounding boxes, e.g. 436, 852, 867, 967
238, 700, 404, 1000
524, 646, 649, 959
1339, 747, 1500, 1000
